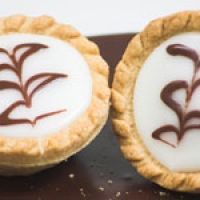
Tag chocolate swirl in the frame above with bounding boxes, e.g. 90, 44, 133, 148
0, 43, 67, 126
152, 44, 200, 148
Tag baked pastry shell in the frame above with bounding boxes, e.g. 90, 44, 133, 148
112, 11, 200, 192
0, 15, 110, 175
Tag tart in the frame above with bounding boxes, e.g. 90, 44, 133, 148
0, 15, 110, 176
112, 11, 200, 192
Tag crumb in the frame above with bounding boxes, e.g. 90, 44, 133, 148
55, 187, 60, 191
125, 191, 129, 195
80, 188, 86, 197
116, 192, 121, 198
68, 173, 75, 179
99, 186, 105, 192
138, 189, 142, 193
107, 179, 113, 184
159, 191, 166, 196
37, 197, 42, 200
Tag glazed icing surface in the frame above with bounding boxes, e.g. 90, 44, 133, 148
134, 32, 200, 172
0, 34, 92, 137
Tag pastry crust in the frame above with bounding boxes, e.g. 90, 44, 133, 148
112, 11, 200, 192
0, 15, 110, 175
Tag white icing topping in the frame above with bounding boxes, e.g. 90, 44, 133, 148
0, 34, 92, 137
134, 32, 200, 172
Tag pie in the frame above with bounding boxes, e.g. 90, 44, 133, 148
0, 15, 110, 176
112, 11, 200, 192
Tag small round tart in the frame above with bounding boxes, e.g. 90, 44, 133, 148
0, 15, 110, 176
112, 11, 200, 192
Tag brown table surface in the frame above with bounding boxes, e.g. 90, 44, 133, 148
0, 34, 200, 200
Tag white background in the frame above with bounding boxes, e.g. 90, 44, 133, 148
1, 0, 200, 36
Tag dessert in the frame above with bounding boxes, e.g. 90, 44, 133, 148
112, 11, 200, 191
0, 15, 110, 176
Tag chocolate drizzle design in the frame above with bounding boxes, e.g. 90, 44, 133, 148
152, 43, 200, 148
0, 43, 67, 126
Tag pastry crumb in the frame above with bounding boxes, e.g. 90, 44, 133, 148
68, 173, 75, 179
55, 187, 60, 191
80, 188, 86, 197
98, 186, 104, 191
116, 192, 121, 198
107, 179, 113, 184
159, 191, 166, 196
138, 189, 143, 193
125, 191, 129, 195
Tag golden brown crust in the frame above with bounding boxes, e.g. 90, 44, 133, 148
112, 11, 200, 192
0, 15, 110, 175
